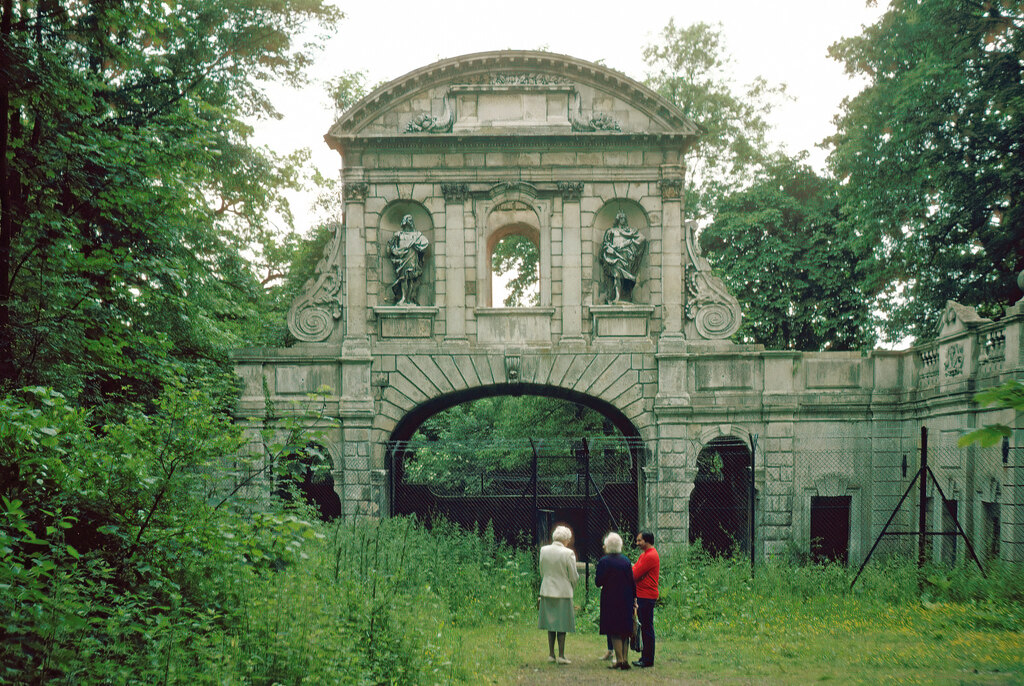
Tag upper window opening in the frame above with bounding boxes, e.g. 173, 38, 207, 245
490, 233, 539, 307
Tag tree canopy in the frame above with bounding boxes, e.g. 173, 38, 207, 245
828, 0, 1024, 342
700, 153, 876, 350
643, 19, 786, 220
0, 0, 340, 410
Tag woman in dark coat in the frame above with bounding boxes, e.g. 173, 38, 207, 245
595, 532, 636, 670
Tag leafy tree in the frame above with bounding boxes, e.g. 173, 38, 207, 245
0, 382, 329, 682
0, 0, 341, 410
643, 20, 787, 220
641, 21, 880, 349
828, 0, 1024, 342
407, 396, 619, 489
958, 378, 1024, 447
491, 234, 540, 306
700, 153, 876, 350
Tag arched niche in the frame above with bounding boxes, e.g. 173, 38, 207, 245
379, 201, 435, 306
274, 441, 342, 522
475, 185, 552, 309
592, 200, 651, 305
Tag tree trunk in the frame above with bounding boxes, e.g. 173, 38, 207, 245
0, 0, 15, 385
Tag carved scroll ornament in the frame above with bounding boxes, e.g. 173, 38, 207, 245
684, 221, 741, 340
287, 224, 344, 342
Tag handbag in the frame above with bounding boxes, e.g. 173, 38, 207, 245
630, 610, 642, 653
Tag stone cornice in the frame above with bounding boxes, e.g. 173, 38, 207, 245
330, 131, 696, 155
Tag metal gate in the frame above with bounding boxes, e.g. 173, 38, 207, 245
388, 436, 641, 562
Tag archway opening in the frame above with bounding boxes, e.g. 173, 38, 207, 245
689, 436, 751, 557
274, 442, 341, 522
388, 387, 643, 561
488, 224, 539, 307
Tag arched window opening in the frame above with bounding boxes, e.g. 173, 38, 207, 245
489, 227, 539, 307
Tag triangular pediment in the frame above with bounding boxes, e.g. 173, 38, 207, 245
326, 50, 701, 147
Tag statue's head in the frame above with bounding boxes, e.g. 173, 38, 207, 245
400, 214, 415, 230
614, 211, 628, 227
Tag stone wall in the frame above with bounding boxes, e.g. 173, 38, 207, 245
232, 51, 1023, 565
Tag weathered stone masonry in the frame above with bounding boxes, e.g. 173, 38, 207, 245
232, 51, 1024, 564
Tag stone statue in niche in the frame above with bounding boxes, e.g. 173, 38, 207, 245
388, 214, 430, 305
601, 211, 646, 303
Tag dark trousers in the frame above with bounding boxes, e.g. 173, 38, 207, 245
636, 597, 656, 665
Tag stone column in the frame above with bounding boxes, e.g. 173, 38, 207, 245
559, 181, 585, 344
342, 180, 370, 355
339, 178, 373, 419
442, 183, 469, 342
658, 165, 685, 340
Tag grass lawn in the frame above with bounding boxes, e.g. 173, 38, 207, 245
459, 611, 1024, 685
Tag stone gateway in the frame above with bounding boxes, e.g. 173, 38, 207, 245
233, 51, 1023, 565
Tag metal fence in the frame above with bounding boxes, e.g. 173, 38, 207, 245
387, 435, 641, 562
216, 424, 1022, 570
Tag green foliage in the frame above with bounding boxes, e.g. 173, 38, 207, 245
0, 0, 341, 411
407, 396, 617, 490
959, 378, 1024, 447
0, 382, 328, 683
191, 517, 535, 684
491, 235, 540, 306
415, 395, 610, 443
650, 547, 1024, 645
641, 22, 876, 349
700, 153, 876, 350
643, 20, 787, 220
327, 70, 372, 115
828, 0, 1024, 342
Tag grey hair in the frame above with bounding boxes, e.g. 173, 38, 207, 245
603, 532, 623, 554
552, 525, 573, 543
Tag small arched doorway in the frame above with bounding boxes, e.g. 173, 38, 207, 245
274, 442, 342, 522
689, 436, 752, 556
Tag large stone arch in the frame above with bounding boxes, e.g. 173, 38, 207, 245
371, 351, 656, 465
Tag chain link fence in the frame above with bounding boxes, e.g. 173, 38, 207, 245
388, 436, 641, 563
213, 425, 1022, 569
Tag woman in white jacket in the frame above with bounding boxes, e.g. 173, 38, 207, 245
538, 525, 580, 664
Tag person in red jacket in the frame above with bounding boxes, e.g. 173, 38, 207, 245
631, 531, 659, 668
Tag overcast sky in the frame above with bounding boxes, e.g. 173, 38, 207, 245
253, 0, 887, 229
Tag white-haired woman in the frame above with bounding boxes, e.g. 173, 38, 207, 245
596, 531, 636, 670
538, 525, 580, 664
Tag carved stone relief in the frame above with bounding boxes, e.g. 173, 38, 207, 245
557, 181, 584, 201
569, 91, 621, 132
684, 221, 741, 340
943, 343, 965, 377
658, 178, 683, 200
343, 182, 368, 201
287, 223, 344, 342
441, 183, 469, 202
404, 93, 454, 133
